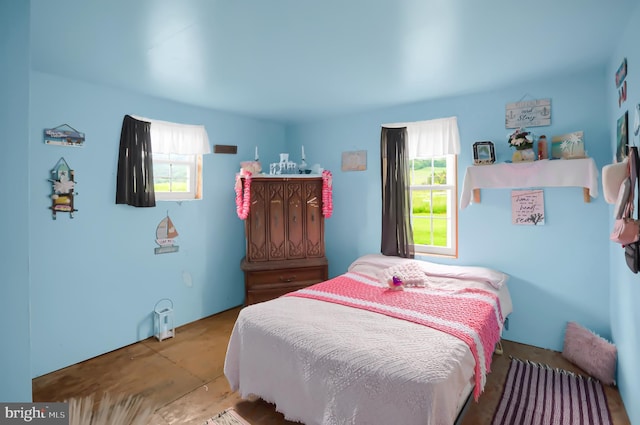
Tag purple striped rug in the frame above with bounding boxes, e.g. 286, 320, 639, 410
491, 358, 612, 425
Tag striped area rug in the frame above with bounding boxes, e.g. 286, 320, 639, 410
492, 358, 612, 425
203, 408, 251, 425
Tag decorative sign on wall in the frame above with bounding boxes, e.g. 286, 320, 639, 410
512, 190, 545, 225
48, 157, 78, 219
616, 111, 629, 163
505, 98, 551, 128
44, 124, 85, 147
341, 150, 367, 171
155, 214, 179, 254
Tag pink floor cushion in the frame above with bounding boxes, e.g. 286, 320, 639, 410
562, 321, 617, 385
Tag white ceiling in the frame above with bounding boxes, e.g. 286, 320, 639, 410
30, 0, 636, 123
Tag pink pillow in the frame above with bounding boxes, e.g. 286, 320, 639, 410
562, 321, 617, 385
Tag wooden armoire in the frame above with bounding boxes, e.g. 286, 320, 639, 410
240, 175, 328, 305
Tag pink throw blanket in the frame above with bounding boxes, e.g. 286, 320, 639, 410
285, 272, 503, 400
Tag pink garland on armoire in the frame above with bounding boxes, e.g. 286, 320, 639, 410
322, 170, 333, 218
235, 170, 252, 220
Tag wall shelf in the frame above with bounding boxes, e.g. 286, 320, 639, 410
460, 157, 599, 209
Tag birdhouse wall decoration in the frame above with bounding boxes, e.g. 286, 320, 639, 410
49, 157, 78, 219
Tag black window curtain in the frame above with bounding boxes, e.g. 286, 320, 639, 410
380, 126, 414, 258
115, 115, 156, 207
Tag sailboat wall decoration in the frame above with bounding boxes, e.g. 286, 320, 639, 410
155, 214, 179, 255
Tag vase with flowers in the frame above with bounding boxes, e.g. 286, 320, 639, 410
508, 128, 535, 162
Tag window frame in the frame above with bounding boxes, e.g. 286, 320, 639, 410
152, 152, 203, 201
409, 154, 458, 257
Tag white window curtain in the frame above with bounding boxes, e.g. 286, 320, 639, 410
132, 116, 211, 155
383, 117, 460, 158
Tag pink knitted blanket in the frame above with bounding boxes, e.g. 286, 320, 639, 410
285, 272, 503, 400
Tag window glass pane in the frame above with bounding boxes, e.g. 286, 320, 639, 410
412, 214, 432, 246
153, 163, 171, 192
432, 189, 448, 216
433, 157, 447, 185
153, 163, 191, 193
168, 163, 190, 193
411, 189, 449, 247
408, 154, 456, 256
431, 216, 449, 247
411, 189, 432, 215
153, 153, 170, 161
410, 159, 432, 185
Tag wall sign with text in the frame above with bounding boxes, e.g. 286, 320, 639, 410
512, 189, 545, 225
505, 98, 551, 128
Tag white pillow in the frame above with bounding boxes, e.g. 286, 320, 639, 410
348, 254, 508, 289
416, 261, 508, 289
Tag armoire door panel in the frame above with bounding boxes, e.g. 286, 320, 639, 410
267, 182, 286, 260
304, 180, 324, 258
286, 181, 305, 259
246, 180, 267, 261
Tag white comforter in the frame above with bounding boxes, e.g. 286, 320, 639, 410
224, 255, 512, 425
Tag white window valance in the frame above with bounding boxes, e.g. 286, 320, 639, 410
132, 115, 211, 155
382, 116, 461, 158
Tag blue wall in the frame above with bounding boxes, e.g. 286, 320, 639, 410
28, 72, 287, 377
607, 3, 640, 424
0, 0, 33, 402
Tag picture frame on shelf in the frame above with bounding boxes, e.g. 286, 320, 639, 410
551, 131, 585, 160
473, 141, 495, 165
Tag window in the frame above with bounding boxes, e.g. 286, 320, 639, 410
409, 155, 457, 257
381, 116, 460, 258
153, 153, 202, 201
142, 115, 209, 202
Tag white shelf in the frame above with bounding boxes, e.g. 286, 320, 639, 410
460, 158, 599, 209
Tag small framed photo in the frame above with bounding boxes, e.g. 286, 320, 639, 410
473, 141, 495, 165
551, 130, 585, 160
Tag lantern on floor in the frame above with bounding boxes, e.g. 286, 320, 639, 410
154, 298, 175, 341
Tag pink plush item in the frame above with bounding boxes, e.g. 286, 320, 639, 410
562, 321, 617, 385
240, 161, 261, 174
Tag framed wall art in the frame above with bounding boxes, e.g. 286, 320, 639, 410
472, 141, 495, 165
341, 150, 367, 171
615, 58, 627, 88
617, 111, 629, 163
551, 131, 585, 160
616, 58, 628, 108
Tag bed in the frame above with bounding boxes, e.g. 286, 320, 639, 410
224, 254, 512, 425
